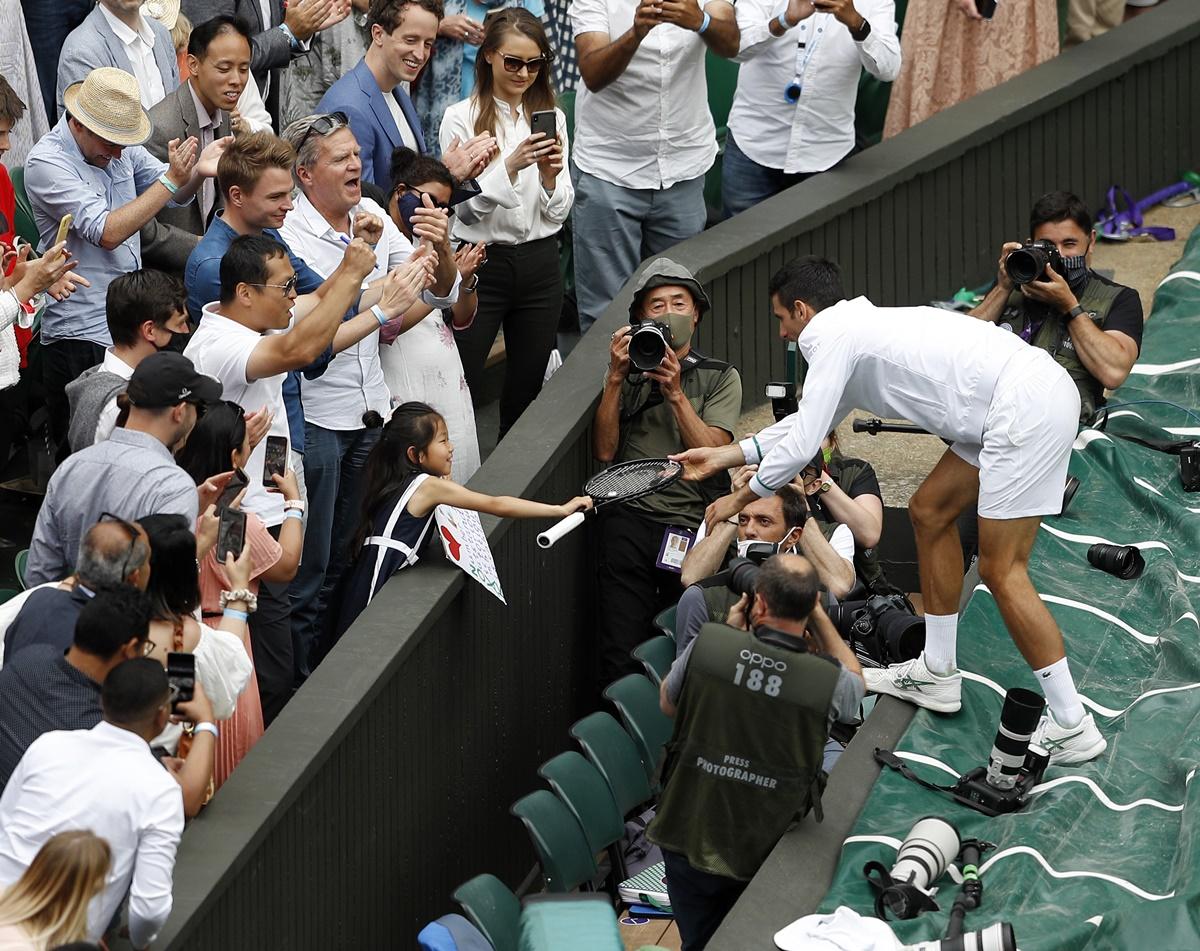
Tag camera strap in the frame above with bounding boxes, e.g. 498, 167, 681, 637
619, 349, 732, 426
1088, 406, 1196, 455
873, 748, 1010, 818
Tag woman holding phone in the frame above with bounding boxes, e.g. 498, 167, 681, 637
439, 8, 573, 438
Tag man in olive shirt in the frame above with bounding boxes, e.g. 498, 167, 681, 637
593, 259, 742, 686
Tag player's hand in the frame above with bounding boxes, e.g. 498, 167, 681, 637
606, 326, 631, 383
352, 211, 384, 247
1020, 260, 1078, 314
645, 345, 683, 401
558, 495, 593, 516
995, 241, 1023, 293
672, 446, 724, 482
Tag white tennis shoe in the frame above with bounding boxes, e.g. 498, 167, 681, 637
863, 653, 962, 714
1031, 711, 1107, 765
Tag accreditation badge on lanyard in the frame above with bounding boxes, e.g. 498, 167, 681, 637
784, 13, 830, 103
656, 526, 697, 573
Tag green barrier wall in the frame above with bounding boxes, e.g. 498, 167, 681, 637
817, 226, 1200, 948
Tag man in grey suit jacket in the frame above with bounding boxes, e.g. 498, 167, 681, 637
180, 0, 347, 121
146, 16, 249, 242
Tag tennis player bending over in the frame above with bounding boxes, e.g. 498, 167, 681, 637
673, 256, 1106, 765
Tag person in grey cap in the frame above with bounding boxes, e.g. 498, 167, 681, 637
27, 352, 225, 586
591, 257, 742, 687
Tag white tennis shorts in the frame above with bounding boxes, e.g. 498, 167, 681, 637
951, 348, 1080, 519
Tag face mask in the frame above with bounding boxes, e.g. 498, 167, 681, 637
822, 446, 833, 464
1061, 253, 1088, 289
664, 312, 695, 349
396, 191, 423, 235
735, 538, 773, 560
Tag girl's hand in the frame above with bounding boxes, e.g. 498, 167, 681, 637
224, 535, 254, 591
559, 495, 593, 516
269, 469, 301, 502
453, 242, 487, 281
505, 133, 557, 181
196, 504, 220, 558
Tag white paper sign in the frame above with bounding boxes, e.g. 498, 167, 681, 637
434, 505, 506, 604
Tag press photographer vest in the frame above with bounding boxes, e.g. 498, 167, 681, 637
1001, 275, 1124, 423
648, 622, 839, 880
699, 572, 740, 625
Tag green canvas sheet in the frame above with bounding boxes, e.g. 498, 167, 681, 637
817, 225, 1200, 949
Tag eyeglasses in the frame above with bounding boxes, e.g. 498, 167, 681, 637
500, 54, 550, 74
247, 275, 299, 295
296, 111, 348, 155
98, 511, 143, 581
392, 185, 454, 214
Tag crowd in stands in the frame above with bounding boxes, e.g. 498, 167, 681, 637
0, 0, 1162, 946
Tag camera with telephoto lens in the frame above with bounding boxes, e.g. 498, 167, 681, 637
626, 320, 671, 372
828, 594, 925, 668
902, 921, 1016, 951
863, 816, 960, 920
726, 556, 761, 598
1004, 239, 1065, 286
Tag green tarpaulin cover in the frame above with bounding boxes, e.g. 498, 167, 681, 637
818, 225, 1200, 950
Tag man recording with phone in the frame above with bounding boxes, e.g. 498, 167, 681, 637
969, 191, 1143, 424
592, 258, 742, 688
649, 553, 863, 951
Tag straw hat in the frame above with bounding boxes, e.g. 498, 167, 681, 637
62, 68, 153, 147
141, 0, 181, 30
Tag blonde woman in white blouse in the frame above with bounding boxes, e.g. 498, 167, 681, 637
439, 8, 573, 438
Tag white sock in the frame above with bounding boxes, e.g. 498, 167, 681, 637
922, 613, 958, 675
1035, 657, 1085, 728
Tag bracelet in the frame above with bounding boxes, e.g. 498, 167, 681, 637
370, 303, 388, 327
462, 274, 479, 293
223, 608, 249, 622
698, 10, 712, 33
193, 722, 219, 739
284, 509, 304, 522
283, 499, 306, 512
158, 174, 180, 195
219, 588, 258, 612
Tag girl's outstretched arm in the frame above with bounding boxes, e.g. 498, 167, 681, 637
408, 477, 592, 520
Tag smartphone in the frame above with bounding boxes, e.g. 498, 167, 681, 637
54, 213, 73, 247
530, 110, 557, 143
975, 0, 998, 17
216, 506, 247, 563
262, 435, 287, 487
215, 467, 248, 511
166, 652, 196, 711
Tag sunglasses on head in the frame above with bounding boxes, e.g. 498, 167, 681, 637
500, 53, 550, 74
297, 111, 348, 154
98, 511, 143, 581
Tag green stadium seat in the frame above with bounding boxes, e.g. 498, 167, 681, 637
14, 549, 29, 591
651, 604, 677, 641
569, 712, 652, 818
519, 895, 623, 951
603, 674, 673, 781
631, 636, 675, 686
538, 751, 627, 889
0, 589, 19, 605
453, 873, 522, 951
9, 167, 40, 249
510, 790, 597, 893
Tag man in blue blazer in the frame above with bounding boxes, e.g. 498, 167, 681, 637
318, 0, 496, 188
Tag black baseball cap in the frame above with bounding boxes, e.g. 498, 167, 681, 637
126, 352, 222, 408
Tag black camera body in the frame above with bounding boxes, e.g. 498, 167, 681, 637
726, 556, 760, 597
829, 594, 924, 668
1004, 239, 1065, 286
950, 745, 1049, 817
1181, 443, 1200, 492
626, 320, 672, 372
765, 381, 798, 422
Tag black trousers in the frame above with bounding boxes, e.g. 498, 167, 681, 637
454, 235, 562, 437
663, 849, 748, 951
252, 525, 295, 727
42, 339, 106, 453
596, 505, 684, 689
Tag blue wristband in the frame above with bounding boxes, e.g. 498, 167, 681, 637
158, 174, 179, 195
284, 509, 304, 522
776, 11, 791, 30
223, 608, 249, 622
370, 304, 388, 326
698, 10, 712, 33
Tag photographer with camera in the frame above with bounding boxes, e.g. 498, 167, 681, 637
650, 553, 863, 950
592, 258, 742, 687
677, 478, 855, 656
969, 191, 1143, 424
674, 255, 1108, 766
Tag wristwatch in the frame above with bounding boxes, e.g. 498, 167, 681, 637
817, 480, 831, 493
462, 274, 479, 293
1065, 304, 1086, 320
850, 17, 871, 41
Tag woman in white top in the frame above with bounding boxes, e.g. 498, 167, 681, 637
439, 8, 573, 438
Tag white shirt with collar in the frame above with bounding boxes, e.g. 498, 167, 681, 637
440, 98, 574, 245
93, 348, 137, 446
740, 297, 1031, 497
277, 193, 460, 431
97, 4, 166, 109
570, 0, 720, 189
186, 307, 291, 526
0, 721, 184, 949
729, 1, 900, 173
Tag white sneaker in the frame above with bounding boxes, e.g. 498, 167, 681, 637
863, 653, 962, 713
1031, 711, 1107, 765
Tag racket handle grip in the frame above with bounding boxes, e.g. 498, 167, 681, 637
537, 510, 587, 549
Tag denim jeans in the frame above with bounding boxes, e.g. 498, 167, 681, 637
570, 166, 707, 333
288, 423, 379, 682
720, 131, 812, 220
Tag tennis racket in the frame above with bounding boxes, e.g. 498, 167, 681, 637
537, 458, 683, 549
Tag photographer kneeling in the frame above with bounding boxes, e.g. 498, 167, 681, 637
650, 554, 864, 951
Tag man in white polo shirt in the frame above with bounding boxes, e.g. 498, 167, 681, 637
674, 255, 1106, 767
184, 232, 377, 723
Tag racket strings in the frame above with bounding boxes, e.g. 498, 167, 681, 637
586, 459, 682, 500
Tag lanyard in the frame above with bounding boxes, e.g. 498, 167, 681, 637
784, 13, 831, 103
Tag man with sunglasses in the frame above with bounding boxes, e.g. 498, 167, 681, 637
319, 0, 498, 188
26, 351, 223, 587
722, 0, 900, 218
